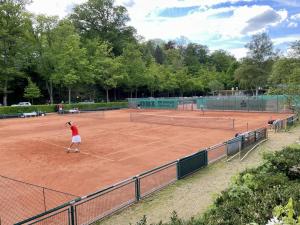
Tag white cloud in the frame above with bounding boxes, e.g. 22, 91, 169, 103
125, 4, 287, 44
291, 13, 300, 20
272, 35, 300, 45
26, 0, 86, 18
288, 22, 298, 28
228, 47, 248, 59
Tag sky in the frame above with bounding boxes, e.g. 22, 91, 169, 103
26, 0, 300, 59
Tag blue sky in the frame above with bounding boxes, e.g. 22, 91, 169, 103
27, 0, 300, 59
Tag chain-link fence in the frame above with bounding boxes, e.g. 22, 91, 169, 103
128, 95, 294, 112
0, 175, 78, 225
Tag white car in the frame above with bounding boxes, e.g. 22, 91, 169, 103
11, 102, 32, 107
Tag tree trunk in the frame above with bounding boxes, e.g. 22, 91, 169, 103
3, 78, 8, 106
106, 88, 109, 102
114, 88, 117, 101
255, 88, 259, 96
46, 81, 54, 104
130, 90, 133, 99
135, 89, 138, 98
68, 87, 71, 104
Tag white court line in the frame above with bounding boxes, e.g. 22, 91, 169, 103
34, 138, 114, 162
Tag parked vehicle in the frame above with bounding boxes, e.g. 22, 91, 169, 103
11, 102, 32, 107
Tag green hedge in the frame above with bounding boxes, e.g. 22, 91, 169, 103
0, 102, 128, 115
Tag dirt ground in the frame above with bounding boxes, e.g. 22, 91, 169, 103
0, 109, 292, 224
98, 125, 300, 225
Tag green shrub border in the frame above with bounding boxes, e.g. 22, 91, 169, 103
0, 102, 128, 115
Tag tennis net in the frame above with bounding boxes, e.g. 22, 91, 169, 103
130, 113, 235, 129
64, 111, 105, 119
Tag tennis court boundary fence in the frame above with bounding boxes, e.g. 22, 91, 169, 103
13, 115, 298, 225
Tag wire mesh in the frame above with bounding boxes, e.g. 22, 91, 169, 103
74, 179, 136, 225
207, 143, 227, 164
196, 95, 290, 112
139, 162, 177, 198
27, 208, 70, 225
0, 175, 77, 225
130, 113, 235, 129
63, 111, 105, 120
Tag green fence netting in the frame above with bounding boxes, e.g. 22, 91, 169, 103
196, 95, 288, 112
177, 150, 208, 179
129, 95, 294, 112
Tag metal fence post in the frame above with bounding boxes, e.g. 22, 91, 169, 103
70, 205, 76, 225
176, 160, 181, 180
135, 177, 140, 202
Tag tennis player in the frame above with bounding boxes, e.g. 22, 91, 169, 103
66, 121, 81, 153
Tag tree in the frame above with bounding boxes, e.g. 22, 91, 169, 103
51, 20, 90, 104
269, 58, 300, 95
235, 33, 274, 95
33, 15, 59, 104
90, 41, 124, 102
208, 80, 224, 95
184, 43, 209, 74
145, 59, 161, 97
289, 40, 300, 58
70, 0, 136, 56
175, 68, 193, 96
210, 50, 236, 72
120, 44, 145, 98
154, 45, 165, 64
246, 32, 274, 63
0, 0, 32, 105
24, 78, 41, 104
235, 60, 267, 95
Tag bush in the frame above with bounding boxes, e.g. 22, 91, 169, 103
0, 102, 128, 115
133, 146, 300, 225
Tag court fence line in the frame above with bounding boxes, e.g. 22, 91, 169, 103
13, 117, 297, 225
0, 175, 79, 225
128, 95, 297, 113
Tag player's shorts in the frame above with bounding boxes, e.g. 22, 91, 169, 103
72, 135, 81, 143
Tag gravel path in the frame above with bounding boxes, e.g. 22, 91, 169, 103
98, 126, 300, 225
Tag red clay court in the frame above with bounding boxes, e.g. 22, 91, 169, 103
0, 109, 291, 197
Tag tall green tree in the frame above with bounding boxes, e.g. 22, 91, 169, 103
24, 78, 41, 104
70, 0, 136, 56
246, 32, 274, 63
51, 20, 90, 104
33, 15, 59, 104
120, 44, 145, 98
0, 0, 32, 105
210, 50, 236, 72
289, 40, 300, 58
269, 58, 300, 95
235, 59, 267, 95
90, 41, 124, 102
184, 43, 209, 74
235, 33, 274, 95
145, 59, 161, 97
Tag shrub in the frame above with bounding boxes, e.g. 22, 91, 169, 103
0, 102, 128, 115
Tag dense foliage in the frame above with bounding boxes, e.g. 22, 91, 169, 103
0, 0, 299, 106
0, 102, 127, 114
133, 146, 300, 225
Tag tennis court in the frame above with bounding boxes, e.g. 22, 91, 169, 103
0, 109, 291, 196
0, 109, 292, 224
